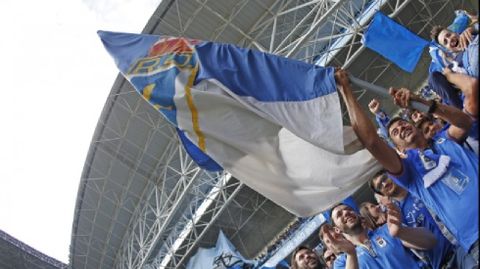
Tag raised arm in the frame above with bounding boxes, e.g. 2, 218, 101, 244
390, 87, 473, 142
442, 68, 478, 116
335, 69, 402, 174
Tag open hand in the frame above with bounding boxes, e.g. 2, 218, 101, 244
385, 201, 403, 237
324, 230, 356, 255
459, 27, 473, 50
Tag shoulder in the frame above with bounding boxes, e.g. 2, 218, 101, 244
388, 156, 414, 187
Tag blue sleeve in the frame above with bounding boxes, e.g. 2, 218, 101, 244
375, 110, 390, 138
388, 158, 412, 190
333, 254, 346, 269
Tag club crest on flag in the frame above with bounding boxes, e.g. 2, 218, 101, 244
126, 37, 203, 137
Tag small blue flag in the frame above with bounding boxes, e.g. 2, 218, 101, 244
363, 12, 429, 72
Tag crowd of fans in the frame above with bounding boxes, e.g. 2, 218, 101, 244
289, 9, 478, 269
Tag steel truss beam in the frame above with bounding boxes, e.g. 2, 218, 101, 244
112, 138, 224, 269
152, 176, 243, 268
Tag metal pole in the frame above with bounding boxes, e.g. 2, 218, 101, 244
349, 76, 430, 112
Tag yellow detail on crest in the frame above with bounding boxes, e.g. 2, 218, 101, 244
143, 83, 155, 100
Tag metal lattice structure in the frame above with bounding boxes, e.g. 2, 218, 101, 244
0, 229, 67, 269
70, 0, 478, 268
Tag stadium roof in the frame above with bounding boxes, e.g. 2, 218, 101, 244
0, 229, 67, 269
70, 0, 478, 268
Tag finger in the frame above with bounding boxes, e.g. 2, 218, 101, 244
465, 31, 472, 43
387, 209, 401, 221
324, 230, 337, 243
405, 90, 411, 104
387, 209, 401, 219
386, 203, 400, 214
389, 87, 396, 95
400, 93, 408, 107
460, 36, 467, 50
388, 218, 402, 226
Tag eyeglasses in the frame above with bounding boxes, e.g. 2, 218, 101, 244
374, 175, 389, 193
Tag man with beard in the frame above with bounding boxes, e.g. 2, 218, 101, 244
330, 203, 436, 269
334, 69, 479, 265
291, 246, 324, 269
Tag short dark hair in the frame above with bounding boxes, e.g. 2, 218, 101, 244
386, 117, 407, 139
368, 169, 387, 195
415, 117, 431, 130
359, 202, 379, 229
431, 25, 446, 43
329, 203, 354, 226
318, 222, 332, 244
291, 245, 311, 269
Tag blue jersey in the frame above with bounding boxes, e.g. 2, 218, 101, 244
335, 225, 421, 269
390, 134, 479, 252
395, 193, 454, 269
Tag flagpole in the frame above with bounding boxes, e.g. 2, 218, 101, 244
349, 76, 430, 113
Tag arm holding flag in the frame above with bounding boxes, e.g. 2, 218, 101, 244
335, 69, 402, 174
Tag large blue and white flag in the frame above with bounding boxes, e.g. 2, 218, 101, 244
98, 31, 380, 216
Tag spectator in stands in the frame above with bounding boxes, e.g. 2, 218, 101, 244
323, 248, 336, 269
330, 202, 436, 269
359, 202, 386, 229
334, 68, 479, 265
369, 171, 460, 269
416, 116, 478, 155
414, 116, 446, 140
291, 246, 324, 269
431, 22, 478, 78
427, 10, 477, 110
411, 110, 427, 123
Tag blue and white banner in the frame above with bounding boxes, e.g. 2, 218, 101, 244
98, 31, 380, 216
186, 230, 253, 269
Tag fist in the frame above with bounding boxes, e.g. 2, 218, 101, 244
334, 68, 350, 87
389, 87, 412, 108
368, 99, 381, 114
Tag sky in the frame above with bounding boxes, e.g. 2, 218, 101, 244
0, 0, 161, 263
